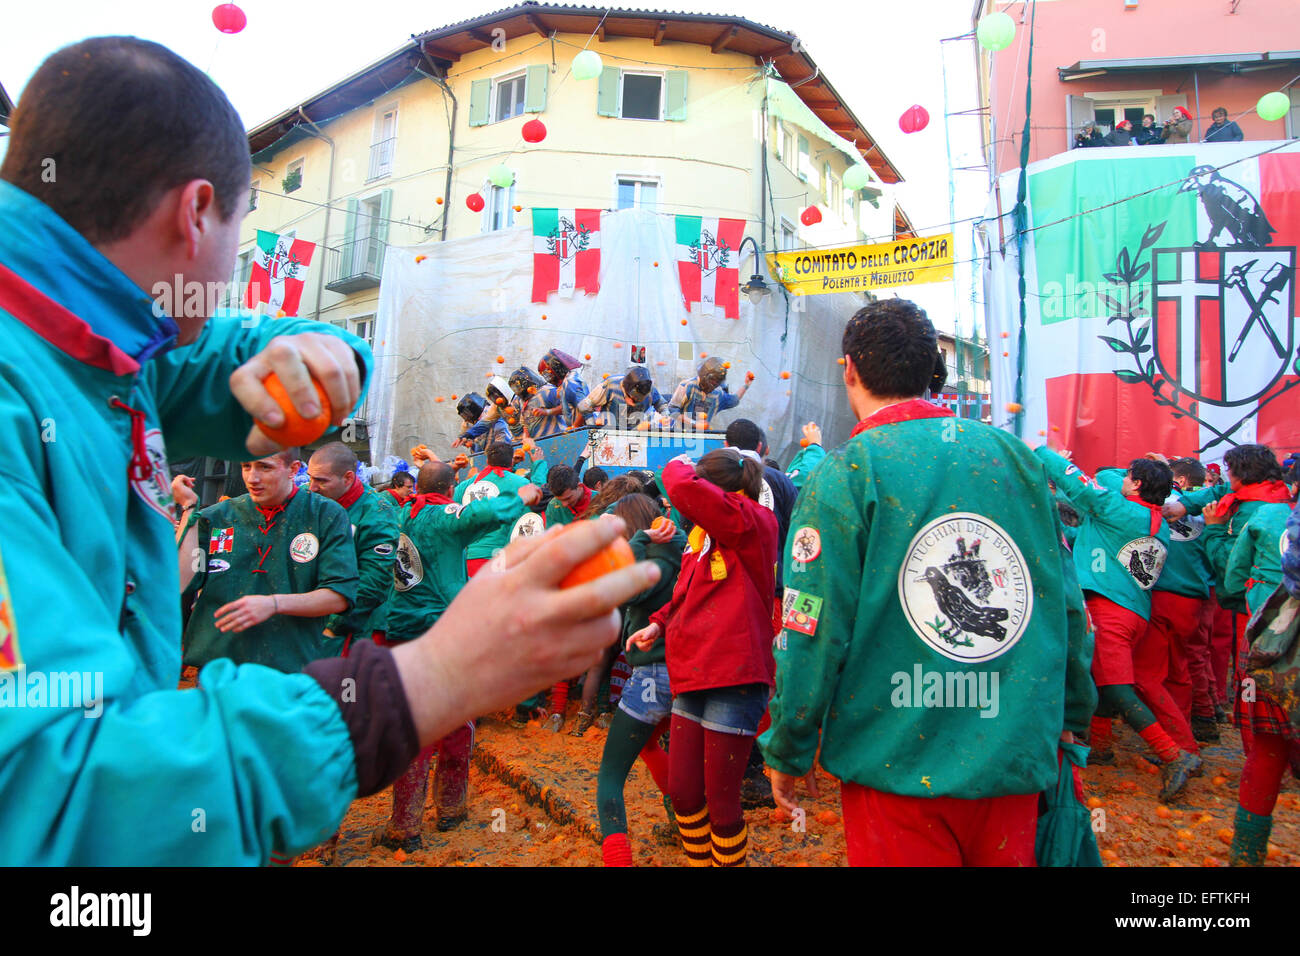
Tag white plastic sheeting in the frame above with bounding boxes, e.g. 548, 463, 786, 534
368, 208, 871, 465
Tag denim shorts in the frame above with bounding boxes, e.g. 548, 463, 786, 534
671, 683, 770, 736
618, 663, 672, 726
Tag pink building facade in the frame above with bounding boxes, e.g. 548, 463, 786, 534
975, 0, 1300, 179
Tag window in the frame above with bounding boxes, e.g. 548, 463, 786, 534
780, 125, 795, 171
485, 183, 516, 232
780, 219, 797, 252
229, 250, 252, 307
492, 73, 527, 123
248, 180, 260, 212
620, 73, 663, 121
616, 176, 660, 211
284, 158, 304, 193
369, 107, 397, 181
1288, 87, 1300, 140
359, 195, 384, 273
797, 135, 811, 183
350, 314, 376, 349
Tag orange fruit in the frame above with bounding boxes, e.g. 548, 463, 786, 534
614, 342, 623, 348
451, 394, 458, 400
1175, 841, 1188, 852
1176, 828, 1193, 839
496, 355, 505, 364
680, 319, 688, 326
541, 314, 547, 320
1212, 775, 1226, 786
1087, 797, 1103, 809
435, 396, 445, 403
1216, 828, 1233, 845
1155, 805, 1172, 819
837, 357, 845, 365
1005, 402, 1023, 413
745, 371, 755, 381
584, 354, 591, 360
559, 532, 635, 588
723, 362, 731, 369
1002, 351, 1009, 357
415, 254, 427, 263
1203, 855, 1220, 867
771, 807, 792, 824
1100, 848, 1119, 861
651, 516, 668, 532
815, 810, 838, 825
653, 261, 658, 267
780, 371, 791, 379
255, 372, 332, 447
436, 197, 444, 204
1000, 331, 1008, 338
393, 849, 407, 863
700, 352, 708, 359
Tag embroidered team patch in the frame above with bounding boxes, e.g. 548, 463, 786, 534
393, 533, 424, 591
782, 589, 823, 636
790, 527, 822, 562
1166, 513, 1204, 543
290, 533, 319, 564
511, 512, 545, 541
462, 480, 500, 505
207, 558, 230, 573
0, 545, 21, 672
374, 543, 395, 555
1118, 537, 1167, 590
130, 428, 174, 521
211, 527, 234, 553
759, 479, 775, 511
898, 513, 1033, 664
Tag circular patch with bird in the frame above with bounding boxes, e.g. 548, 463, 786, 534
898, 513, 1033, 663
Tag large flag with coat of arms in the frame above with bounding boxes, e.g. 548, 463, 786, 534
245, 229, 315, 316
532, 209, 601, 302
676, 215, 745, 319
983, 142, 1300, 471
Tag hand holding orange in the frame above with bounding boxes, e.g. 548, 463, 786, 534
255, 372, 332, 446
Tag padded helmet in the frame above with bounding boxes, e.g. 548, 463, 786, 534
456, 392, 488, 424
621, 365, 653, 402
509, 366, 545, 398
697, 356, 727, 392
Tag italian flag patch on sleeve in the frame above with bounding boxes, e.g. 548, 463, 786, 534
0, 544, 21, 672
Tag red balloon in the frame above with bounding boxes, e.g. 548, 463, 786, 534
800, 206, 822, 226
466, 193, 485, 212
522, 118, 547, 143
899, 104, 930, 134
211, 3, 247, 34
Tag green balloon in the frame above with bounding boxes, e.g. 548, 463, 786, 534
572, 50, 603, 81
977, 12, 1015, 52
489, 164, 514, 188
843, 165, 870, 191
1257, 91, 1289, 123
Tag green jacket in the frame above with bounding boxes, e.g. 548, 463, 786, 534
386, 493, 527, 642
1206, 502, 1290, 615
183, 488, 359, 672
1036, 449, 1169, 620
1097, 469, 1211, 600
785, 442, 827, 494
326, 485, 399, 638
452, 466, 530, 560
760, 408, 1093, 799
623, 527, 689, 667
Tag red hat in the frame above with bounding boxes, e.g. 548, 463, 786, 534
1117, 120, 1132, 130
1172, 106, 1191, 120
1206, 463, 1222, 474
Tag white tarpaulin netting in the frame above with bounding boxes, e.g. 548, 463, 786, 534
368, 208, 872, 466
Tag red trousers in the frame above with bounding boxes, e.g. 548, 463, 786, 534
388, 721, 475, 837
1184, 597, 1218, 719
1210, 594, 1235, 706
1085, 594, 1147, 687
1133, 591, 1201, 752
841, 783, 1038, 866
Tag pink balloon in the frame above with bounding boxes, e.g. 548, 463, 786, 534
899, 105, 930, 134
211, 3, 247, 34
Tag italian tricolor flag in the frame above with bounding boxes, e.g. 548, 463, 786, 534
532, 209, 601, 303
676, 215, 745, 319
245, 230, 315, 317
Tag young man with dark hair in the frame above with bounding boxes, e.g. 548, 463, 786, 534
761, 299, 1094, 865
180, 448, 359, 672
1170, 457, 1206, 491
1037, 451, 1199, 799
582, 466, 609, 493
386, 470, 415, 506
453, 441, 540, 578
308, 441, 400, 653
546, 465, 593, 526
0, 37, 659, 864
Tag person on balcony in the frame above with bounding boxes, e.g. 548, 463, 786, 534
1203, 107, 1244, 144
1134, 114, 1162, 146
1073, 123, 1105, 149
1104, 120, 1134, 147
1161, 107, 1193, 144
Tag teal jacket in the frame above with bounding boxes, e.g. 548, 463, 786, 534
785, 442, 827, 494
0, 180, 373, 864
326, 485, 400, 638
452, 465, 531, 560
1206, 502, 1290, 615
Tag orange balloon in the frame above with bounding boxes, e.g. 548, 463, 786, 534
255, 372, 332, 446
560, 533, 635, 588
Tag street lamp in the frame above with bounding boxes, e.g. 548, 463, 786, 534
737, 235, 771, 305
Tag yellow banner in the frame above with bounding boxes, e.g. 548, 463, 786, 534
766, 234, 954, 296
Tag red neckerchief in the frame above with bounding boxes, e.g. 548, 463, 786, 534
1219, 480, 1293, 516
850, 398, 954, 437
566, 485, 593, 518
474, 465, 507, 482
251, 486, 297, 575
338, 475, 365, 510
386, 488, 410, 506
1125, 495, 1164, 535
408, 491, 452, 519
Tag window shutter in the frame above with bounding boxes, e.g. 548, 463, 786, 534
665, 71, 688, 121
525, 65, 549, 113
469, 78, 491, 127
596, 68, 621, 117
376, 189, 392, 245
342, 198, 359, 275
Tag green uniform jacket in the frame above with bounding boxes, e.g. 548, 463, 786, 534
184, 488, 359, 672
760, 410, 1094, 799
1097, 469, 1211, 599
386, 494, 526, 642
452, 466, 530, 560
1036, 448, 1170, 620
623, 527, 689, 667
326, 486, 399, 638
785, 442, 827, 494
545, 484, 592, 527
1205, 502, 1290, 615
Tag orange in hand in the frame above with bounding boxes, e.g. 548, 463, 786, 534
255, 372, 332, 447
559, 531, 635, 588
651, 516, 668, 532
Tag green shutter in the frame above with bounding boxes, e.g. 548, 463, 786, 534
524, 65, 548, 113
376, 189, 392, 275
596, 68, 620, 117
665, 71, 688, 122
468, 78, 491, 127
342, 198, 359, 275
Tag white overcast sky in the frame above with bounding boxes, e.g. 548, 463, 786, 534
1, 0, 987, 332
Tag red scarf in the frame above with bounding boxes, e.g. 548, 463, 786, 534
1218, 480, 1293, 517
338, 475, 365, 510
474, 465, 507, 482
408, 491, 452, 520
566, 485, 593, 518
850, 398, 954, 437
251, 486, 297, 574
1124, 494, 1164, 535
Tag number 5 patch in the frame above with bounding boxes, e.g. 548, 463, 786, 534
782, 588, 823, 636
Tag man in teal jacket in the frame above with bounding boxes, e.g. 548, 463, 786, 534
0, 36, 661, 865
759, 300, 1095, 866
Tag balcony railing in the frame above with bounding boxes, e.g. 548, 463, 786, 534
325, 238, 387, 295
367, 137, 396, 182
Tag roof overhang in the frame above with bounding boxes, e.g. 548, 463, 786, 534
0, 81, 14, 128
1059, 50, 1300, 81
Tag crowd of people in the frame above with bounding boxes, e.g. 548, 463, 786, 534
1075, 106, 1245, 149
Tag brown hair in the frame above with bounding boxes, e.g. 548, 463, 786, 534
588, 474, 642, 516
1, 37, 251, 245
613, 494, 662, 537
695, 449, 763, 500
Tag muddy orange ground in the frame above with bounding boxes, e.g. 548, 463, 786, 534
297, 712, 1299, 868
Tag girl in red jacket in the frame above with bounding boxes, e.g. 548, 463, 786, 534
627, 449, 778, 866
